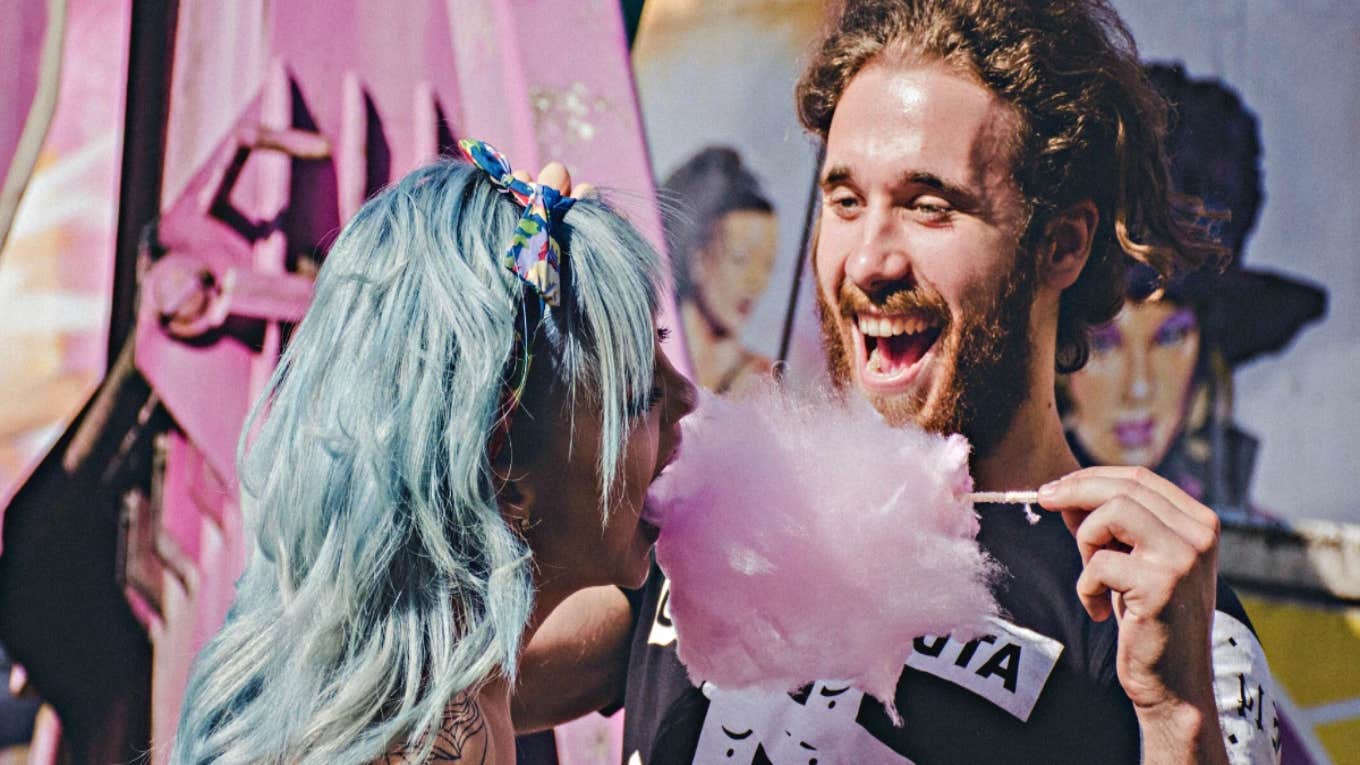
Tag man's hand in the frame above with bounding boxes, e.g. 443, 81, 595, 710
1039, 466, 1229, 765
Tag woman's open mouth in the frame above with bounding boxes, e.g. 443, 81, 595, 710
638, 518, 661, 545
852, 312, 944, 393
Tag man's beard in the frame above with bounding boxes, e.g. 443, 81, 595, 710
818, 253, 1037, 458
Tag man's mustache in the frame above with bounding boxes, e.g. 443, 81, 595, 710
837, 281, 951, 324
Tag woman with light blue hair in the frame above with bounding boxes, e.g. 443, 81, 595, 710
172, 142, 694, 764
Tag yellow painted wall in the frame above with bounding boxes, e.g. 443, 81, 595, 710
1240, 594, 1360, 763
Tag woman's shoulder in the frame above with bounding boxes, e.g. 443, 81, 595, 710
378, 692, 493, 764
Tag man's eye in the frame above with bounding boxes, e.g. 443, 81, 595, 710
825, 193, 861, 215
911, 199, 953, 220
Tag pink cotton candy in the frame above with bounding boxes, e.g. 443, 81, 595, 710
646, 383, 1001, 723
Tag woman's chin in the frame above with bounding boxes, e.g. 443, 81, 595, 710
615, 527, 659, 588
610, 555, 651, 590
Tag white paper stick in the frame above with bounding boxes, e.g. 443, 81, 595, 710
965, 490, 1040, 505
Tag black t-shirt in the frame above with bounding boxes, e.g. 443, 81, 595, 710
617, 505, 1277, 764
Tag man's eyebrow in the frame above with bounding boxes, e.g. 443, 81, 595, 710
900, 170, 981, 207
819, 165, 981, 208
819, 164, 854, 190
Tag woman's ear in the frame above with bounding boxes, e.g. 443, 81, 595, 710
1040, 199, 1099, 291
497, 472, 535, 536
491, 434, 535, 535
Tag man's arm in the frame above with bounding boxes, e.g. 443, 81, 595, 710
512, 585, 634, 734
1040, 466, 1230, 765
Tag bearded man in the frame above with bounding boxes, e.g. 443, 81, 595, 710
515, 2, 1279, 763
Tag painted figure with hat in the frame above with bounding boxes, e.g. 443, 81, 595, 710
1062, 63, 1327, 518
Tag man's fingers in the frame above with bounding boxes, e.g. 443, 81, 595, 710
1050, 466, 1219, 531
573, 182, 598, 200
1042, 472, 1217, 555
537, 162, 571, 195
511, 169, 532, 185
1073, 498, 1185, 566
1076, 549, 1138, 622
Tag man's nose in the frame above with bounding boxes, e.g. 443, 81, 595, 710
844, 207, 912, 294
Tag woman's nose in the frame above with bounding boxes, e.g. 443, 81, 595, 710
658, 348, 698, 422
669, 370, 698, 422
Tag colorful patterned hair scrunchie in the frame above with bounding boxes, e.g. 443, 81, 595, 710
456, 138, 576, 307
456, 139, 580, 462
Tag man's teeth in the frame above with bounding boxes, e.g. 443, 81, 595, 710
857, 314, 935, 337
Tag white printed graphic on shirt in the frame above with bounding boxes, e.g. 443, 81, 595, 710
665, 606, 1063, 761
647, 577, 677, 647
694, 681, 914, 764
1212, 610, 1282, 765
903, 616, 1063, 722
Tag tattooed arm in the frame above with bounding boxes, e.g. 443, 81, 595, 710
380, 692, 492, 765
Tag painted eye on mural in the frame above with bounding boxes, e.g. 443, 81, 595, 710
1090, 324, 1123, 353
1153, 308, 1197, 347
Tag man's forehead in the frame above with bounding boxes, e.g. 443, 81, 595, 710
821, 60, 1019, 196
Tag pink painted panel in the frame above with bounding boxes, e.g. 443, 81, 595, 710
0, 0, 49, 195
0, 0, 130, 511
137, 96, 267, 491
158, 432, 204, 563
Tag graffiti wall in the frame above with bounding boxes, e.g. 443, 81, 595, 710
0, 0, 129, 510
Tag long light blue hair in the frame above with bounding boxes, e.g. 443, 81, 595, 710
172, 160, 661, 764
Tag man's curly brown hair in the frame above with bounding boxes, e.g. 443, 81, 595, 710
796, 0, 1226, 372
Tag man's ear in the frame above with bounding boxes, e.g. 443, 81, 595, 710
1040, 200, 1099, 290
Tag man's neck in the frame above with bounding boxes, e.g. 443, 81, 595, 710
971, 379, 1081, 493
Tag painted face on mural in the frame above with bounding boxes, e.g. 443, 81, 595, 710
1065, 299, 1201, 467
814, 60, 1036, 456
696, 209, 778, 335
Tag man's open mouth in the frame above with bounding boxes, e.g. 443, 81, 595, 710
853, 312, 943, 390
